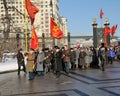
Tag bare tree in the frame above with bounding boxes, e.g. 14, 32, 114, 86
2, 0, 10, 40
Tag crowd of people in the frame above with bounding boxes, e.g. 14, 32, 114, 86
16, 43, 120, 80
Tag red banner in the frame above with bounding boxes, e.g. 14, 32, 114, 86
50, 17, 64, 39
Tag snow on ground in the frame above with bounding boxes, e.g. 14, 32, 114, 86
0, 59, 18, 72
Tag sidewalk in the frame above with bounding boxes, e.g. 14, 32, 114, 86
0, 61, 120, 96
0, 59, 18, 74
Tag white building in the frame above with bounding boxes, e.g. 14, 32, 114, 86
0, 0, 24, 38
0, 0, 68, 48
33, 0, 68, 47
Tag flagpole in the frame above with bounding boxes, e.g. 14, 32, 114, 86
100, 8, 104, 28
101, 19, 103, 28
50, 0, 55, 47
24, 0, 28, 52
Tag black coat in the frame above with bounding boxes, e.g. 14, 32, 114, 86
54, 50, 62, 71
17, 52, 25, 66
90, 48, 99, 68
70, 51, 76, 62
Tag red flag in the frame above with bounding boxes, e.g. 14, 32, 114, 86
115, 24, 118, 31
50, 17, 64, 39
110, 25, 115, 35
110, 24, 118, 35
104, 25, 110, 36
25, 0, 39, 25
30, 26, 39, 50
100, 8, 104, 19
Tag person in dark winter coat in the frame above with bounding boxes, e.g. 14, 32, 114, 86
70, 48, 76, 70
16, 48, 26, 75
44, 48, 52, 73
90, 47, 99, 68
53, 46, 63, 78
98, 43, 106, 71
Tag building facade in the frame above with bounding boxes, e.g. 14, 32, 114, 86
33, 0, 68, 48
0, 0, 24, 38
0, 0, 68, 49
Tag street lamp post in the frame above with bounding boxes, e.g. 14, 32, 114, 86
67, 31, 71, 49
50, 0, 55, 47
16, 33, 20, 48
42, 33, 45, 49
92, 18, 98, 48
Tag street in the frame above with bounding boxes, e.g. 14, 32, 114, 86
0, 61, 120, 96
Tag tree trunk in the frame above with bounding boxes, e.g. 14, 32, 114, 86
2, 0, 10, 40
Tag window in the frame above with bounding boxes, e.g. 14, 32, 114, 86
1, 10, 4, 12
41, 26, 44, 28
45, 25, 49, 28
1, 6, 3, 9
45, 13, 48, 15
41, 5, 43, 8
45, 21, 49, 24
45, 33, 49, 37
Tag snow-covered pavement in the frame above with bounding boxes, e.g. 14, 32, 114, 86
0, 59, 18, 73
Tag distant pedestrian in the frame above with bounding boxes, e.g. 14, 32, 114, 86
79, 48, 86, 69
70, 48, 76, 70
62, 45, 71, 74
108, 46, 115, 64
85, 47, 92, 68
44, 48, 52, 73
116, 46, 120, 60
90, 47, 99, 68
74, 47, 79, 69
16, 48, 26, 75
53, 46, 63, 78
98, 43, 106, 71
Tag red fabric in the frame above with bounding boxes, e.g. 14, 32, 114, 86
25, 0, 39, 25
30, 26, 39, 50
100, 8, 104, 19
50, 17, 64, 39
110, 25, 115, 35
110, 24, 118, 35
104, 26, 110, 36
114, 24, 118, 32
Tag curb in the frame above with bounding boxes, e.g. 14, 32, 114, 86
0, 69, 17, 74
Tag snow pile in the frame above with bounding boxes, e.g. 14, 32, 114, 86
0, 59, 18, 72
